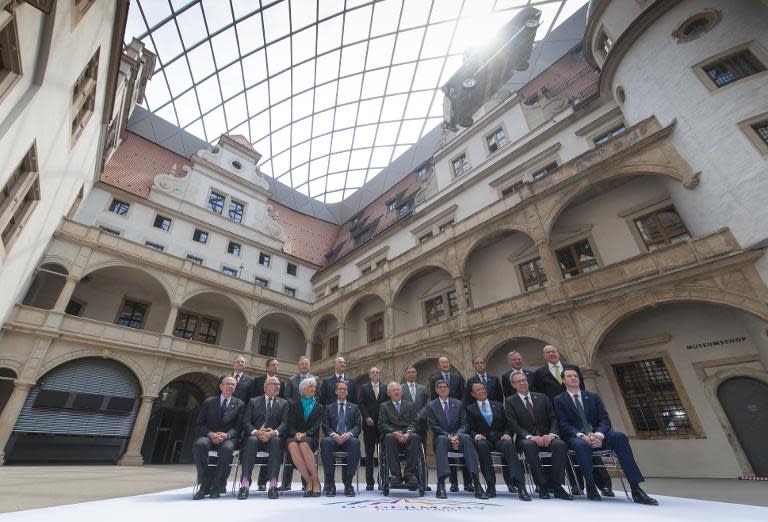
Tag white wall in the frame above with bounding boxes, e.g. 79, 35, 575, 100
393, 267, 453, 334
465, 232, 534, 309
255, 313, 305, 361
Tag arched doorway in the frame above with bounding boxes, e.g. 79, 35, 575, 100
718, 377, 768, 476
22, 263, 68, 310
141, 373, 216, 464
0, 368, 17, 417
5, 358, 141, 463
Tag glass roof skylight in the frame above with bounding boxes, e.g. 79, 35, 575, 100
127, 0, 588, 203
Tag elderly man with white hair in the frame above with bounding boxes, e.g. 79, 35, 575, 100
377, 382, 422, 488
238, 376, 290, 500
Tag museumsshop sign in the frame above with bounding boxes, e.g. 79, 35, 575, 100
686, 336, 747, 350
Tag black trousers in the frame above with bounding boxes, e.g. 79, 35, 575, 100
242, 435, 283, 483
320, 436, 361, 485
192, 436, 236, 489
362, 424, 379, 486
381, 432, 422, 479
517, 437, 568, 488
476, 438, 525, 486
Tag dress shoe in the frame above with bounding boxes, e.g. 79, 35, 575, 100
325, 486, 336, 497
506, 483, 517, 493
487, 484, 496, 498
601, 487, 615, 497
303, 490, 313, 498
426, 486, 432, 491
267, 486, 279, 499
631, 487, 659, 506
366, 484, 374, 491
209, 488, 220, 499
436, 482, 447, 499
570, 487, 582, 496
586, 485, 602, 501
474, 487, 489, 500
237, 487, 249, 500
407, 475, 419, 489
464, 484, 475, 493
344, 485, 356, 497
193, 487, 207, 500
552, 485, 573, 500
538, 488, 551, 499
390, 475, 403, 485
518, 488, 531, 501
449, 483, 459, 493
281, 485, 292, 492
258, 484, 266, 492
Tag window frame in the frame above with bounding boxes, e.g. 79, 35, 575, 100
484, 126, 508, 154
592, 124, 627, 146
518, 256, 548, 291
283, 285, 296, 297
258, 252, 271, 267
0, 9, 22, 103
692, 41, 768, 93
227, 240, 241, 257
0, 144, 40, 252
98, 224, 120, 236
152, 214, 172, 231
555, 237, 600, 279
144, 241, 164, 252
186, 254, 204, 265
114, 296, 150, 330
192, 228, 209, 244
108, 198, 130, 216
738, 112, 768, 157
632, 206, 691, 252
228, 198, 245, 223
71, 49, 99, 146
366, 312, 384, 343
254, 276, 269, 288
450, 152, 471, 179
173, 309, 222, 345
258, 329, 279, 357
207, 190, 226, 214
221, 265, 238, 277
286, 262, 297, 276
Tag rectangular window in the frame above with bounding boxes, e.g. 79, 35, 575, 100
222, 266, 238, 277
634, 207, 691, 251
192, 228, 209, 244
419, 231, 433, 244
1, 145, 40, 250
116, 299, 147, 329
65, 299, 84, 316
531, 162, 558, 181
486, 127, 507, 153
286, 262, 297, 276
258, 252, 271, 267
361, 266, 372, 275
447, 290, 459, 316
451, 154, 470, 177
416, 165, 428, 180
227, 241, 241, 256
228, 199, 244, 223
98, 225, 120, 236
71, 50, 99, 143
438, 219, 454, 232
254, 277, 269, 287
613, 358, 693, 437
144, 241, 164, 251
0, 13, 22, 101
519, 257, 547, 290
598, 32, 612, 57
328, 335, 339, 356
329, 284, 339, 293
397, 202, 411, 218
108, 198, 129, 216
153, 214, 171, 231
501, 181, 524, 197
593, 125, 626, 145
259, 330, 278, 357
556, 238, 599, 278
207, 191, 225, 213
751, 119, 768, 146
425, 295, 445, 324
186, 254, 203, 265
174, 311, 220, 344
284, 286, 296, 297
386, 199, 398, 212
366, 313, 384, 343
703, 49, 765, 88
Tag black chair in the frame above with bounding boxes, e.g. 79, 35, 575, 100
568, 449, 630, 500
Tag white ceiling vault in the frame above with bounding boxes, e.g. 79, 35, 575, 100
126, 0, 589, 203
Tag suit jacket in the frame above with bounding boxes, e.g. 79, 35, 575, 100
466, 400, 509, 441
243, 395, 289, 437
232, 374, 254, 402
504, 391, 559, 440
532, 363, 584, 400
464, 373, 504, 403
319, 374, 357, 405
358, 381, 388, 423
500, 368, 535, 398
284, 373, 318, 402
553, 391, 611, 441
287, 399, 323, 439
322, 401, 362, 438
429, 372, 465, 400
378, 401, 418, 436
195, 394, 245, 440
401, 381, 428, 412
424, 398, 468, 437
251, 375, 286, 399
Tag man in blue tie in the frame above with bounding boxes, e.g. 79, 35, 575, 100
320, 380, 362, 497
554, 369, 658, 505
466, 382, 529, 500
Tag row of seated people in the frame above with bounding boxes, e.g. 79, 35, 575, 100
193, 360, 657, 505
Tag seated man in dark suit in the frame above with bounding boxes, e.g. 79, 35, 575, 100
500, 351, 534, 399
425, 380, 488, 500
554, 369, 658, 505
231, 355, 254, 403
466, 382, 529, 500
504, 372, 572, 500
464, 356, 503, 404
238, 376, 289, 500
320, 379, 362, 497
378, 382, 422, 488
192, 376, 245, 500
319, 356, 357, 405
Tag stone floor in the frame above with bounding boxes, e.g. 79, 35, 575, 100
0, 465, 765, 513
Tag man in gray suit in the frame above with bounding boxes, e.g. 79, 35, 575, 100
401, 367, 428, 411
424, 380, 487, 500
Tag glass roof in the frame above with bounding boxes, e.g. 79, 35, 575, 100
127, 0, 588, 203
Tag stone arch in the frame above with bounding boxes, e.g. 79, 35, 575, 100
0, 361, 21, 377
397, 347, 467, 380
35, 350, 148, 394
479, 324, 564, 363
255, 311, 310, 361
584, 292, 768, 366
158, 366, 222, 394
542, 166, 691, 238
342, 293, 387, 325
182, 288, 250, 324
38, 256, 73, 273
22, 262, 70, 310
458, 223, 538, 277
392, 262, 456, 302
81, 260, 175, 304
310, 312, 340, 339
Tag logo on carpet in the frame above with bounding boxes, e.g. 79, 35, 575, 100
326, 497, 502, 511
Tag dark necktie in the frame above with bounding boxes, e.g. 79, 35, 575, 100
524, 396, 534, 419
481, 374, 487, 386
265, 397, 273, 426
443, 373, 450, 386
573, 394, 592, 433
337, 403, 346, 433
443, 401, 451, 424
395, 402, 400, 414
234, 373, 240, 384
220, 398, 228, 418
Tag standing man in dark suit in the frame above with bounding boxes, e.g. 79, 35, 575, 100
532, 345, 584, 400
402, 367, 428, 411
554, 369, 658, 505
319, 356, 357, 405
500, 351, 534, 399
192, 376, 245, 500
320, 380, 362, 497
464, 355, 503, 403
378, 382, 422, 488
284, 355, 317, 402
238, 376, 289, 500
425, 380, 487, 499
252, 358, 286, 399
466, 382, 529, 500
504, 372, 572, 500
231, 355, 254, 403
429, 356, 470, 492
358, 366, 388, 490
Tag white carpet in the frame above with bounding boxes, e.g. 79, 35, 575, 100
2, 484, 766, 521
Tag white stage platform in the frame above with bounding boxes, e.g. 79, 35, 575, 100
2, 484, 766, 521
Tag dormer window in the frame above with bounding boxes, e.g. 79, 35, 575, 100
229, 199, 244, 223
207, 191, 225, 214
